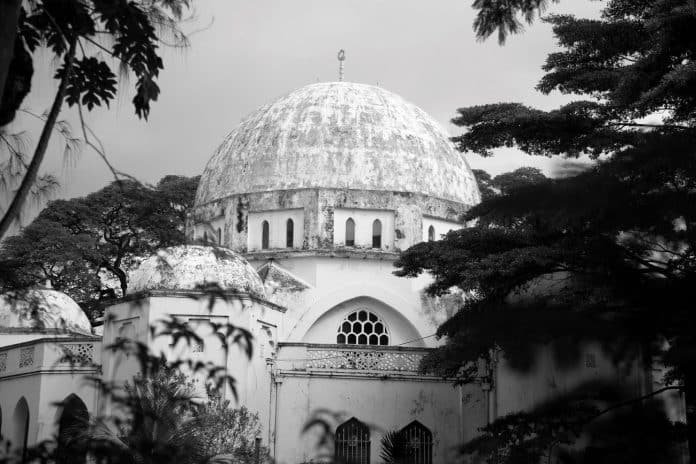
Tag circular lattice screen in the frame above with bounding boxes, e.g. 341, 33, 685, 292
337, 309, 389, 346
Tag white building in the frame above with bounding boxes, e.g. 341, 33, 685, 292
0, 81, 681, 464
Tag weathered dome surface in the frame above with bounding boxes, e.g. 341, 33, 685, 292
195, 82, 480, 206
129, 245, 266, 298
0, 288, 92, 334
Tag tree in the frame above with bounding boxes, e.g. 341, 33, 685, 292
0, 175, 199, 310
472, 167, 549, 201
395, 0, 696, 460
0, 0, 192, 239
80, 362, 262, 464
193, 387, 267, 464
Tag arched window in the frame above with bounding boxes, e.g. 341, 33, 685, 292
217, 227, 222, 245
399, 421, 433, 464
203, 230, 208, 243
56, 395, 89, 464
286, 219, 294, 248
261, 220, 270, 249
337, 309, 389, 346
372, 219, 382, 248
335, 418, 370, 464
427, 225, 435, 242
12, 397, 29, 462
345, 218, 355, 246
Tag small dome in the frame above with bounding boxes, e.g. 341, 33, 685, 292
129, 245, 266, 298
195, 82, 480, 206
0, 288, 92, 334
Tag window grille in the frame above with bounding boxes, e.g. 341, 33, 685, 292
400, 421, 433, 464
335, 418, 370, 464
345, 218, 355, 246
372, 219, 382, 248
427, 225, 435, 242
337, 310, 389, 346
286, 219, 294, 248
261, 221, 270, 249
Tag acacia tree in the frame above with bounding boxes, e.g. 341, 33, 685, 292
395, 0, 696, 461
0, 0, 192, 239
0, 175, 199, 310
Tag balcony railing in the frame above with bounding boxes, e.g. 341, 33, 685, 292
276, 343, 430, 374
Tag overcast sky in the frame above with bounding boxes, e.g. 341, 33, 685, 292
13, 0, 602, 206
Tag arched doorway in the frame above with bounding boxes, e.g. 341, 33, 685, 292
12, 398, 29, 463
55, 395, 89, 464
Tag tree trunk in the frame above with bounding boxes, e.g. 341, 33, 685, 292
0, 0, 22, 117
0, 39, 76, 239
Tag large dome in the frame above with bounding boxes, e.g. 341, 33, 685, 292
129, 245, 265, 298
0, 288, 92, 334
195, 82, 480, 206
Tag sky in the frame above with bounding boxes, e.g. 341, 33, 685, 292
11, 0, 602, 208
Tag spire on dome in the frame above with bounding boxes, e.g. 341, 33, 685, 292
337, 49, 345, 81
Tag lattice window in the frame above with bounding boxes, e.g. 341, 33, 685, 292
400, 421, 433, 464
18, 347, 34, 368
337, 310, 389, 346
335, 418, 370, 464
60, 344, 94, 364
307, 349, 423, 372
0, 352, 7, 372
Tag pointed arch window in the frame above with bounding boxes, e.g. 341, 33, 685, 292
372, 219, 382, 248
203, 231, 208, 243
337, 309, 389, 346
261, 220, 270, 249
217, 227, 222, 245
427, 225, 435, 242
12, 397, 29, 462
335, 418, 370, 464
56, 395, 89, 464
286, 219, 294, 248
345, 218, 355, 247
399, 421, 433, 464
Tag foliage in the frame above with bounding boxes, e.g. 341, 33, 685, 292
0, 175, 199, 312
395, 0, 696, 460
0, 0, 192, 239
472, 167, 548, 201
463, 382, 685, 464
379, 429, 411, 464
193, 387, 268, 464
75, 311, 255, 464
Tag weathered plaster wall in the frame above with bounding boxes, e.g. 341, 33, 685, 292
494, 341, 648, 418
332, 208, 395, 250
101, 293, 283, 443
0, 338, 100, 449
422, 216, 462, 242
250, 257, 445, 348
189, 188, 468, 255
272, 374, 486, 464
248, 209, 304, 250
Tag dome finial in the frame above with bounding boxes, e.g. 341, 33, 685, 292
337, 49, 346, 81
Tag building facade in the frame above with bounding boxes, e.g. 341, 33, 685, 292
0, 81, 683, 464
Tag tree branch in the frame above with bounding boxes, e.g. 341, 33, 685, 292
0, 38, 77, 239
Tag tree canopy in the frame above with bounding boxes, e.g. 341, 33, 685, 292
396, 0, 696, 460
0, 175, 199, 316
